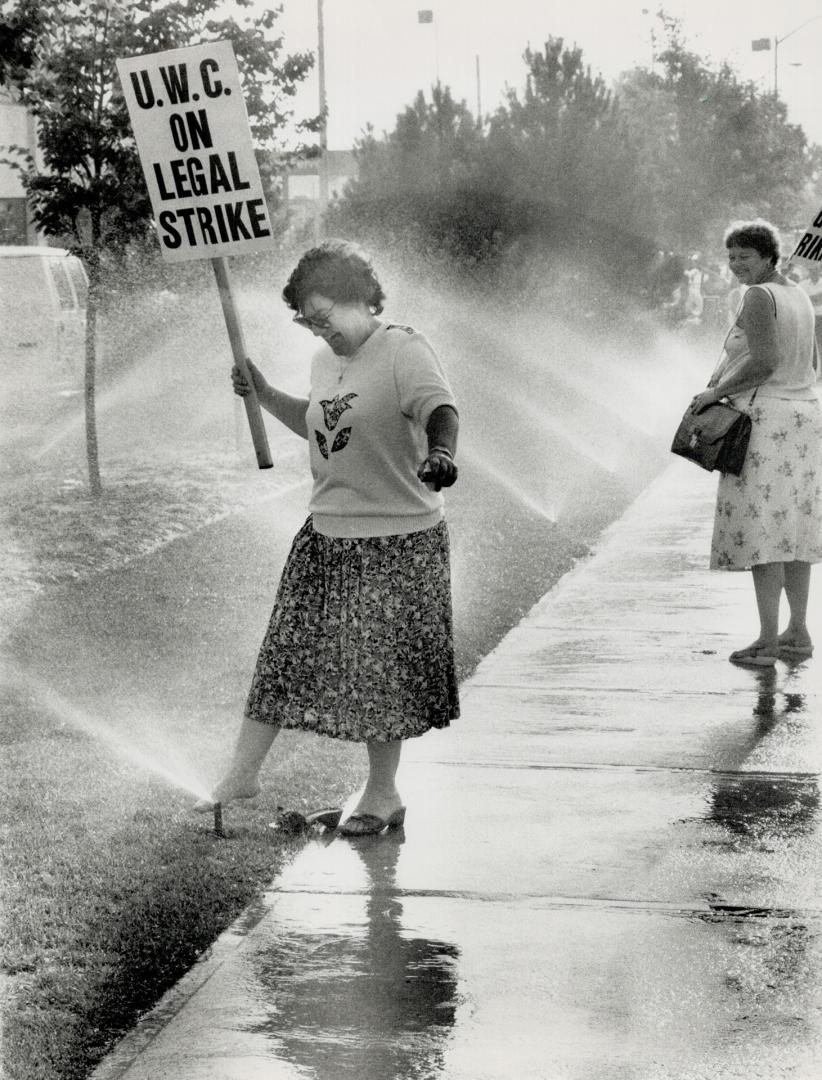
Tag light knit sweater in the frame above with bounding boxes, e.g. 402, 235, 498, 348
306, 321, 457, 538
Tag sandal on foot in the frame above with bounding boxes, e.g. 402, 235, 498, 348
777, 642, 813, 660
338, 807, 406, 837
729, 645, 778, 667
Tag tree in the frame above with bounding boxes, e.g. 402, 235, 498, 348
484, 38, 651, 264
332, 84, 491, 262
334, 38, 654, 282
0, 0, 314, 494
617, 14, 815, 249
488, 40, 618, 201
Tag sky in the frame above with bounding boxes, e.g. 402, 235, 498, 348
271, 0, 822, 151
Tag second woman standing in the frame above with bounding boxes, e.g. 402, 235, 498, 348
690, 219, 822, 666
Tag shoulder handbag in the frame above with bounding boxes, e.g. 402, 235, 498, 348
670, 399, 752, 475
670, 287, 771, 476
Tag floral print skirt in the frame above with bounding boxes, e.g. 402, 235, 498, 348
245, 518, 460, 741
711, 395, 822, 570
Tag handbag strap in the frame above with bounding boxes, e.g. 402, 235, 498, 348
708, 283, 776, 404
707, 296, 745, 386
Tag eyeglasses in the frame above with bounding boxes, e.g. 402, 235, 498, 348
293, 302, 336, 331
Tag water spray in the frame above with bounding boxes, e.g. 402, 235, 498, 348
7, 666, 215, 807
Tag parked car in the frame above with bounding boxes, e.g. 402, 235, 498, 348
0, 245, 88, 391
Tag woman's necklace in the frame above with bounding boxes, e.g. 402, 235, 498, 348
336, 319, 379, 382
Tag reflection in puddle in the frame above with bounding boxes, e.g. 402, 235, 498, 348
247, 832, 460, 1079
709, 775, 819, 838
707, 669, 819, 841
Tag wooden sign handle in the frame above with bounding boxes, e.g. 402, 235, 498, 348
211, 257, 273, 469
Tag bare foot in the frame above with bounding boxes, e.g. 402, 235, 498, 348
349, 791, 403, 822
192, 774, 261, 813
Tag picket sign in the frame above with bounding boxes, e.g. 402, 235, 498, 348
789, 205, 822, 270
116, 40, 273, 469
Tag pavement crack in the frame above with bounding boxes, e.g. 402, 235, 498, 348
273, 887, 822, 920
409, 760, 820, 779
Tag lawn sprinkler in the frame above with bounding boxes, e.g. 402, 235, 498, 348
213, 802, 225, 838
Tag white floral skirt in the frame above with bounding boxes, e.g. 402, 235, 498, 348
711, 395, 822, 570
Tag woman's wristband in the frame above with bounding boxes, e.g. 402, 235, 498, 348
429, 445, 454, 460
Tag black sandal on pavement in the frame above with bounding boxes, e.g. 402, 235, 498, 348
730, 648, 777, 665
729, 645, 778, 667
338, 807, 406, 837
268, 807, 343, 835
305, 807, 344, 829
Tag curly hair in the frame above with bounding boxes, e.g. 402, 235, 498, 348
724, 219, 781, 266
282, 239, 386, 314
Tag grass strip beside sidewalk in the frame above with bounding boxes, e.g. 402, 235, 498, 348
0, 713, 362, 1080
0, 450, 360, 1080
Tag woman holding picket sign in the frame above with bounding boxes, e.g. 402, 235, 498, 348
689, 219, 822, 666
196, 239, 460, 835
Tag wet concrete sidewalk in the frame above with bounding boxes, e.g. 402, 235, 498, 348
91, 459, 822, 1080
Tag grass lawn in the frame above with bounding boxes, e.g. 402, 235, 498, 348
0, 448, 366, 1079
1, 708, 362, 1080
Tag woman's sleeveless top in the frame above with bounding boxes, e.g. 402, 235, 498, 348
719, 282, 818, 400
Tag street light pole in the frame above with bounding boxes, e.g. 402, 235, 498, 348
773, 33, 777, 96
641, 8, 656, 73
317, 0, 329, 214
476, 54, 482, 124
773, 14, 822, 96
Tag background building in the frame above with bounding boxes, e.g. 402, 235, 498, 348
0, 89, 40, 245
282, 148, 357, 231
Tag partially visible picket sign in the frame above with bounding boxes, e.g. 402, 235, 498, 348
790, 206, 822, 269
117, 40, 274, 467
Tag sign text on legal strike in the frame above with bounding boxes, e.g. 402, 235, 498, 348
116, 41, 275, 263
